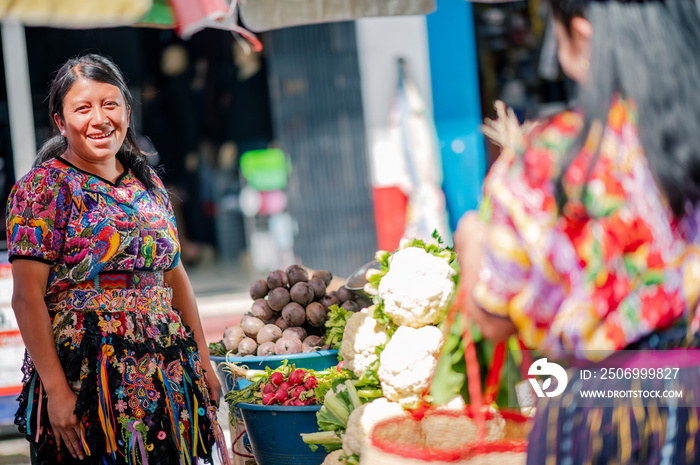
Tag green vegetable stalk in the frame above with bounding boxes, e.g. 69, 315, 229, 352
303, 380, 365, 452
300, 431, 343, 452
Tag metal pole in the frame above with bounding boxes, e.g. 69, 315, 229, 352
2, 19, 36, 179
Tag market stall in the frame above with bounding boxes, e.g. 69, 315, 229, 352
213, 236, 533, 465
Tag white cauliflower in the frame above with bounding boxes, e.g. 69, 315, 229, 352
342, 397, 407, 457
378, 246, 456, 328
378, 325, 444, 408
321, 450, 346, 465
340, 308, 390, 378
435, 395, 466, 412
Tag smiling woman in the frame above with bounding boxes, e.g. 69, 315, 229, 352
6, 54, 230, 465
53, 78, 130, 182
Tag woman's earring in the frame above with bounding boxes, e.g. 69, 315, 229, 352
61, 130, 66, 136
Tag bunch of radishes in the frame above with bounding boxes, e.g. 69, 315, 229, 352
261, 368, 319, 406
217, 265, 369, 357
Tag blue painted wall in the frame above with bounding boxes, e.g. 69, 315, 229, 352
426, 0, 486, 231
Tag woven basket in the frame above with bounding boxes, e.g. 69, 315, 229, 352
363, 409, 529, 464
362, 288, 531, 464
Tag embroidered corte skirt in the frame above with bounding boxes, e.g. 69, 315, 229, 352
15, 271, 227, 465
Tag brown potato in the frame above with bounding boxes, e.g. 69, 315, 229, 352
306, 302, 327, 327
282, 302, 306, 327
290, 282, 314, 307
312, 269, 333, 286
241, 314, 265, 338
249, 279, 269, 300
341, 300, 359, 313
222, 325, 246, 351
275, 316, 289, 331
251, 299, 274, 320
267, 269, 289, 290
283, 326, 307, 341
267, 287, 291, 311
275, 336, 303, 355
257, 341, 276, 356
319, 294, 340, 311
238, 337, 258, 356
257, 324, 283, 344
302, 335, 325, 352
286, 264, 309, 286
308, 277, 327, 299
336, 286, 355, 303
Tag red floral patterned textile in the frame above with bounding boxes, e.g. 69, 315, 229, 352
474, 97, 700, 359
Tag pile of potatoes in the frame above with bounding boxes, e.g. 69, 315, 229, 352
221, 265, 367, 357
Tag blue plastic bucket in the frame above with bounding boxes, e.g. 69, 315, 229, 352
236, 403, 326, 465
211, 350, 339, 394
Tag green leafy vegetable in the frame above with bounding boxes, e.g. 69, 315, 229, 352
207, 341, 227, 356
325, 304, 354, 354
314, 368, 351, 401
430, 313, 523, 408
371, 304, 397, 336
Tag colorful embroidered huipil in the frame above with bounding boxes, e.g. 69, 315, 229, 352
7, 157, 227, 464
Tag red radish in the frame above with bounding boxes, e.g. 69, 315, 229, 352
291, 385, 305, 399
261, 383, 275, 395
289, 369, 306, 386
304, 398, 317, 405
278, 381, 291, 393
275, 388, 289, 403
270, 372, 284, 386
283, 399, 294, 406
262, 392, 276, 405
303, 376, 318, 390
293, 399, 305, 406
337, 361, 344, 372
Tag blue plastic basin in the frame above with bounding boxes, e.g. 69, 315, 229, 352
211, 350, 339, 393
236, 403, 326, 465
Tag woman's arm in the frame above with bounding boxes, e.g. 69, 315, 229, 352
11, 259, 84, 460
164, 262, 221, 407
454, 211, 518, 341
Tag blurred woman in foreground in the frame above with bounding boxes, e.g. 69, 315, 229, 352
456, 0, 700, 463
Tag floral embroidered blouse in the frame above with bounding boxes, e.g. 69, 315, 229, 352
7, 157, 180, 293
473, 97, 700, 359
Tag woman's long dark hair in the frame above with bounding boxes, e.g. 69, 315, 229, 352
38, 53, 156, 190
550, 0, 700, 217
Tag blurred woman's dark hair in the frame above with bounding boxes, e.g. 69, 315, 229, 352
37, 53, 156, 190
550, 0, 700, 217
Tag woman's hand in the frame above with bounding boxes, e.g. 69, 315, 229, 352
11, 260, 88, 457
453, 211, 486, 283
203, 361, 222, 408
454, 211, 517, 341
166, 263, 223, 409
47, 385, 84, 460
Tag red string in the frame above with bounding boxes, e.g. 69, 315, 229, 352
517, 338, 534, 380
483, 341, 506, 406
232, 429, 255, 459
444, 286, 485, 439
